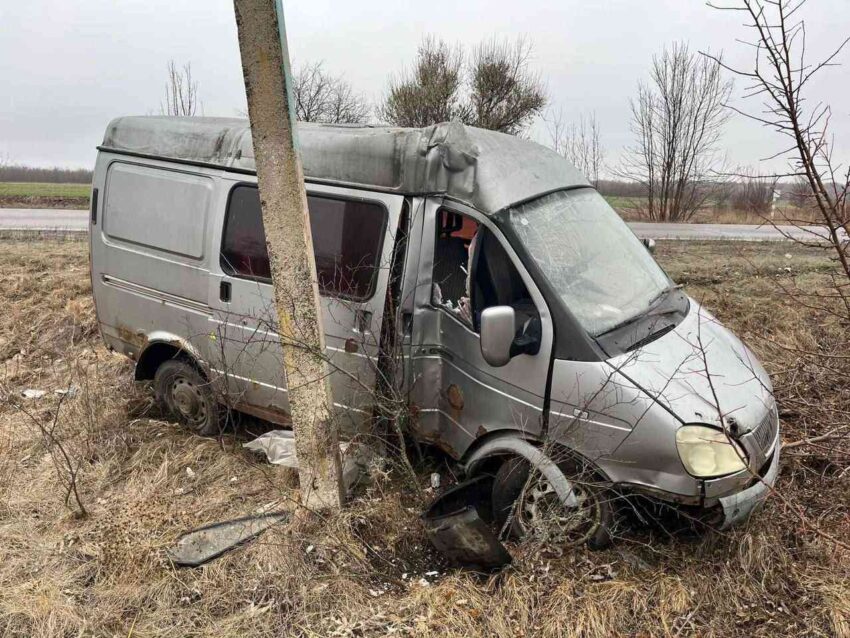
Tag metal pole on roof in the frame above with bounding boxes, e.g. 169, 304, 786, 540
233, 0, 343, 510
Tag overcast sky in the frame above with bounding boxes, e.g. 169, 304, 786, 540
2, 0, 848, 174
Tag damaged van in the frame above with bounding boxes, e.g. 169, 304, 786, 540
90, 117, 780, 545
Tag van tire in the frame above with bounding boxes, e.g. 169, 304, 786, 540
491, 456, 614, 550
153, 359, 221, 436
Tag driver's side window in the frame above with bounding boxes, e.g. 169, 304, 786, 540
431, 209, 538, 334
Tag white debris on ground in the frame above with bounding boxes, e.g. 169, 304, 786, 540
243, 430, 383, 495
243, 430, 299, 468
21, 386, 79, 400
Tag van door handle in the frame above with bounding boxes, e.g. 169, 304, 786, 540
220, 281, 232, 302
90, 188, 99, 225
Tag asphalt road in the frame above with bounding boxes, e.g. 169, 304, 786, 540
0, 208, 838, 242
629, 221, 836, 242
0, 208, 89, 232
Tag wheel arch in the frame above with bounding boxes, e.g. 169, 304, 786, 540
463, 432, 582, 508
135, 334, 207, 381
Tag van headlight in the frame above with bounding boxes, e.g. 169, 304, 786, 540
675, 425, 748, 477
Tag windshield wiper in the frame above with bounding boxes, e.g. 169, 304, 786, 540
645, 283, 683, 310
596, 284, 684, 337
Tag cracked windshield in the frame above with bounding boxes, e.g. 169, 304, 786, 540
504, 188, 671, 335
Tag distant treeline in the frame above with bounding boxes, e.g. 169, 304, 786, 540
0, 165, 93, 184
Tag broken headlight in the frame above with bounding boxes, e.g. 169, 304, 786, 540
675, 425, 747, 478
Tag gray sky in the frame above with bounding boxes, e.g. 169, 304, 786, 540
2, 0, 849, 174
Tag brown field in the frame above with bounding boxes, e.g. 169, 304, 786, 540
0, 239, 847, 637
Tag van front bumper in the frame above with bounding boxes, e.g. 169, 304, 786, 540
715, 442, 780, 529
611, 432, 780, 529
700, 425, 781, 529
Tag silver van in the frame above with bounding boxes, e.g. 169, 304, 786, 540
90, 116, 779, 545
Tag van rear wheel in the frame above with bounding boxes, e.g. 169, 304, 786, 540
492, 456, 614, 550
154, 359, 221, 436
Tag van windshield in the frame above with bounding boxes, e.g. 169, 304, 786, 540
502, 188, 671, 336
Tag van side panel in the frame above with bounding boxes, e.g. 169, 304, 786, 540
91, 151, 406, 435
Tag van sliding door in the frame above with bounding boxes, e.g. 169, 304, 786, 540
209, 178, 403, 434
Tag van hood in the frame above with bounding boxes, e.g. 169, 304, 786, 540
609, 300, 774, 431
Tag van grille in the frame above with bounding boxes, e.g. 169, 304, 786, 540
752, 402, 779, 453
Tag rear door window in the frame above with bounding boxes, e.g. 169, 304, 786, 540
220, 184, 387, 300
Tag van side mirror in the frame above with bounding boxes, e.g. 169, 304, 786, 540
642, 237, 656, 254
480, 306, 516, 367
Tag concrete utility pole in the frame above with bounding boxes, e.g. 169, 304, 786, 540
233, 0, 343, 510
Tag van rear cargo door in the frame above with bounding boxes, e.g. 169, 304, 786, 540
92, 158, 216, 367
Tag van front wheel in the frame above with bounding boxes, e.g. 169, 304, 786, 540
154, 360, 221, 436
491, 456, 614, 550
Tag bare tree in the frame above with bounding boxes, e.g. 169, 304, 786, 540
467, 37, 547, 135
704, 0, 850, 529
548, 110, 604, 185
706, 0, 850, 304
731, 168, 779, 216
293, 61, 370, 124
788, 177, 813, 210
619, 43, 732, 221
379, 36, 546, 134
161, 60, 200, 117
379, 37, 467, 128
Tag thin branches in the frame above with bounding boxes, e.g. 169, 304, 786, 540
547, 110, 605, 186
293, 61, 370, 124
619, 42, 732, 221
705, 0, 850, 295
379, 35, 546, 134
161, 60, 200, 117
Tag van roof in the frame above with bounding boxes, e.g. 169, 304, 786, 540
101, 116, 589, 215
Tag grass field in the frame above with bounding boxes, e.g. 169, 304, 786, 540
0, 182, 90, 209
0, 239, 847, 636
602, 195, 647, 210
0, 182, 90, 198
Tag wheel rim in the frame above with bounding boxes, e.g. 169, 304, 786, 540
169, 376, 208, 428
516, 471, 601, 547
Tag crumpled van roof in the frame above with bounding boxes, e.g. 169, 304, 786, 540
101, 116, 589, 215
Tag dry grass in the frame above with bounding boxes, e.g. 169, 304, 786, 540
0, 239, 847, 637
